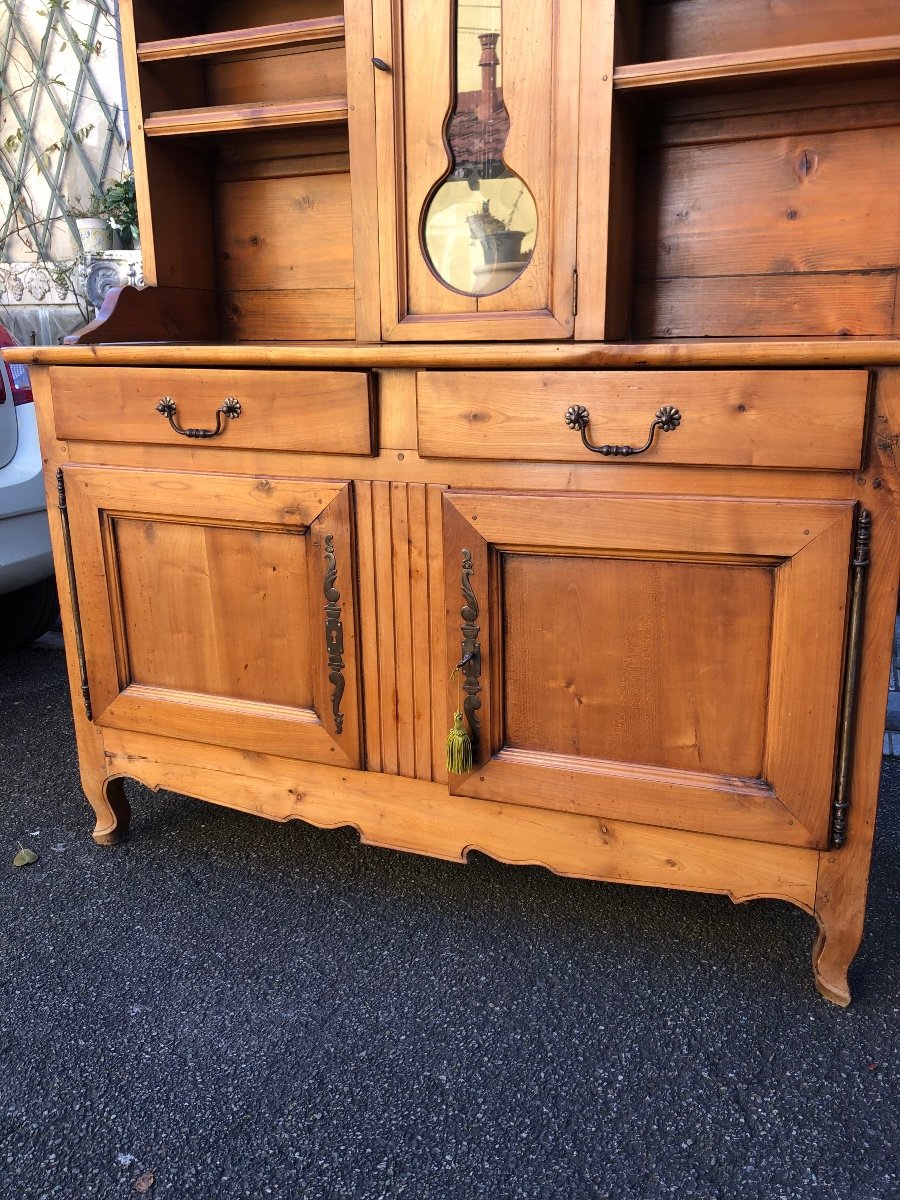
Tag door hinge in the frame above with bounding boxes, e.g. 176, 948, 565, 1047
56, 468, 93, 722
572, 268, 578, 317
831, 507, 872, 848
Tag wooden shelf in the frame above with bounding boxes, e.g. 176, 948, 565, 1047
614, 34, 900, 92
144, 97, 349, 138
137, 16, 345, 63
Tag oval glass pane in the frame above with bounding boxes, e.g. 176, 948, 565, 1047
421, 1, 537, 297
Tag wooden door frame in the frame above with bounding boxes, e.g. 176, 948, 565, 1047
371, 0, 592, 341
443, 489, 856, 849
63, 465, 363, 768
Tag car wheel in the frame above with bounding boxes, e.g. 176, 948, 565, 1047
0, 576, 60, 652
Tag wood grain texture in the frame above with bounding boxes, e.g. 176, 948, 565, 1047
417, 370, 869, 470
50, 366, 373, 455
206, 0, 341, 32
62, 467, 362, 768
615, 35, 900, 92
99, 726, 820, 912
650, 77, 900, 149
813, 368, 900, 1004
634, 119, 900, 339
113, 517, 314, 708
574, 0, 617, 338
137, 16, 346, 62
144, 97, 349, 137
344, 0, 382, 342
13, 341, 900, 370
222, 289, 356, 341
641, 1, 900, 62
637, 273, 898, 339
206, 44, 347, 109
63, 286, 220, 345
637, 127, 900, 279
216, 171, 353, 293
443, 490, 851, 561
764, 506, 855, 846
503, 554, 772, 776
443, 489, 855, 848
356, 479, 438, 781
31, 370, 133, 844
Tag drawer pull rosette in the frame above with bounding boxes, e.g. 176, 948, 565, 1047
564, 403, 682, 458
156, 396, 242, 439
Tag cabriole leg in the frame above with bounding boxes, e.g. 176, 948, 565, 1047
812, 907, 862, 1007
85, 774, 131, 845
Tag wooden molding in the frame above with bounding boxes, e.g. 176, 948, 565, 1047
15, 338, 900, 370
137, 16, 345, 62
144, 98, 349, 138
615, 34, 900, 92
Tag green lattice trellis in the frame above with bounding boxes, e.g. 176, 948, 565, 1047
0, 0, 127, 262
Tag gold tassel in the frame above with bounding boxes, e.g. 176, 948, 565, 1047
446, 710, 472, 775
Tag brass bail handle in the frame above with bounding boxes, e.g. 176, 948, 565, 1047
156, 396, 242, 440
564, 403, 682, 457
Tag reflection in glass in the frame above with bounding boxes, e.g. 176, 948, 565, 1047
422, 1, 537, 297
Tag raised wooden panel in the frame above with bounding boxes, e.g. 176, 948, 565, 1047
417, 370, 869, 470
50, 367, 373, 455
503, 555, 772, 777
114, 518, 314, 709
443, 490, 856, 849
63, 467, 362, 768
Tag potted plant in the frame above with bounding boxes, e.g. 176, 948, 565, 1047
100, 173, 140, 250
67, 193, 112, 254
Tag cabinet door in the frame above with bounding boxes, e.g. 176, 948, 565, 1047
373, 0, 581, 340
63, 467, 362, 768
443, 490, 857, 849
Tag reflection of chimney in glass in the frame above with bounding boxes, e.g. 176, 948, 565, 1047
448, 27, 509, 184
476, 32, 499, 123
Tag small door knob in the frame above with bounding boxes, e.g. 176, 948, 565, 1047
372, 57, 391, 73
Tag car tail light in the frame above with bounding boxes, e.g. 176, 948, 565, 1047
7, 361, 33, 405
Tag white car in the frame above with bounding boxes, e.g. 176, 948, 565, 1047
0, 326, 58, 651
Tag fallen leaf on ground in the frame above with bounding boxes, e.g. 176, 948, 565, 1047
133, 1173, 155, 1194
12, 847, 38, 867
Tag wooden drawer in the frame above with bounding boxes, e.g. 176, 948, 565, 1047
50, 367, 375, 456
417, 370, 870, 470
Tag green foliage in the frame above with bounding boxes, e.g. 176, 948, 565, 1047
66, 191, 104, 218
100, 172, 139, 247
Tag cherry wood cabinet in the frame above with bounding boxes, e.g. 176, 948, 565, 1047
7, 0, 900, 1006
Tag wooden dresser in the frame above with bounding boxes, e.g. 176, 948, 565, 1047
7, 0, 900, 1004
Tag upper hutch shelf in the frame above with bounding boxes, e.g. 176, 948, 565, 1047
143, 97, 349, 138
614, 34, 900, 93
137, 16, 345, 63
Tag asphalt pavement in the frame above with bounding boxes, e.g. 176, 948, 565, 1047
1, 636, 898, 1200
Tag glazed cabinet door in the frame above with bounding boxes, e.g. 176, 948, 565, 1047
60, 467, 362, 768
372, 0, 582, 340
443, 490, 860, 850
